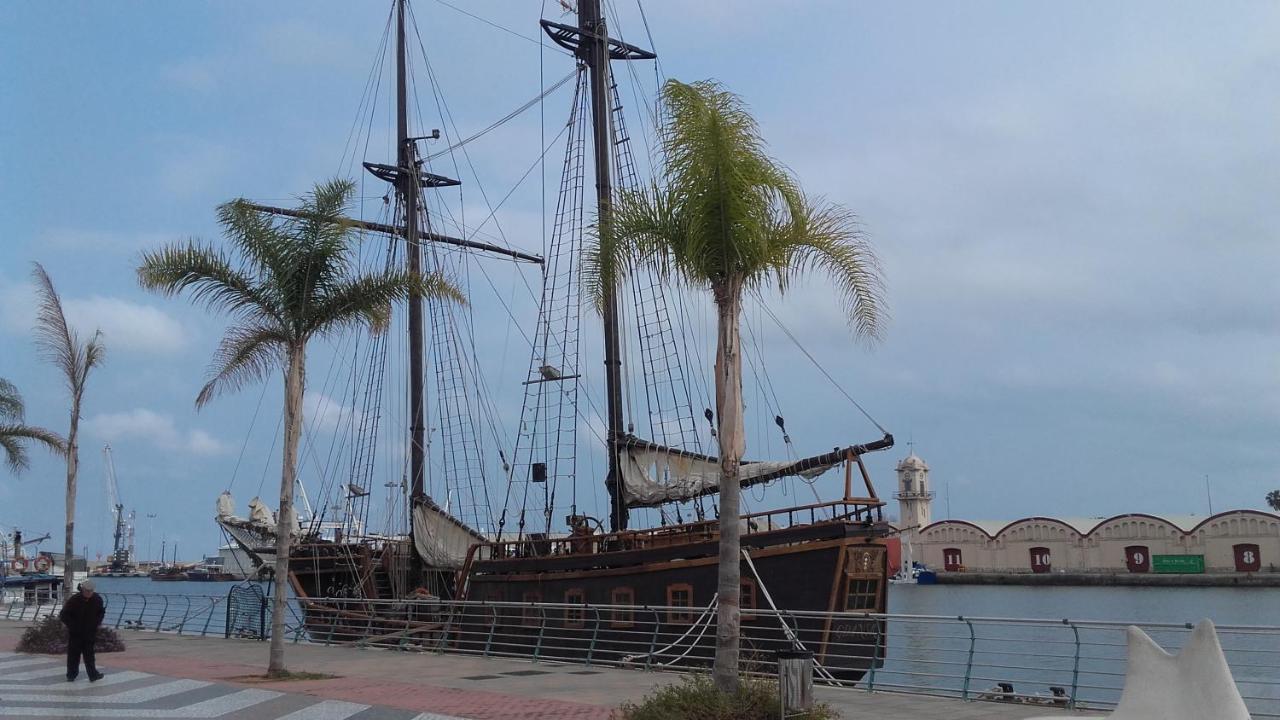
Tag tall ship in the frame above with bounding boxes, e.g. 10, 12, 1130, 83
216, 0, 893, 680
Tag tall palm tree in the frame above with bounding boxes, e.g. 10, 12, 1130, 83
587, 79, 886, 693
0, 378, 66, 473
138, 178, 463, 676
32, 263, 106, 593
1267, 490, 1280, 513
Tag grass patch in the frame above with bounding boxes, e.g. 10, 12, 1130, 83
229, 670, 340, 683
16, 615, 126, 654
614, 674, 837, 720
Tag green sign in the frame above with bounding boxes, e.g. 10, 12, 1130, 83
1152, 555, 1205, 574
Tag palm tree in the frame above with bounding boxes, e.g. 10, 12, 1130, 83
138, 178, 463, 676
1267, 490, 1280, 513
587, 79, 886, 693
32, 263, 106, 593
0, 378, 66, 473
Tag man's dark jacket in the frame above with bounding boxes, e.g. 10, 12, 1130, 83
59, 593, 105, 636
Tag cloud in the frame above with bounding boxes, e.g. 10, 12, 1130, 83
303, 392, 361, 434
86, 408, 227, 456
0, 279, 185, 354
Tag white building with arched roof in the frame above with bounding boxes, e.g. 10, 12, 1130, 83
892, 452, 1280, 577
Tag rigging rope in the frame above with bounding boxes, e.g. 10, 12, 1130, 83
426, 70, 576, 160
759, 302, 890, 436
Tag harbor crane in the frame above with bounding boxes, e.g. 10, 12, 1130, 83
102, 444, 136, 572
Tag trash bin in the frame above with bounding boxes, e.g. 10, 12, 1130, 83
776, 648, 814, 717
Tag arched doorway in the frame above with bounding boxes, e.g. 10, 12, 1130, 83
1125, 545, 1150, 573
1234, 544, 1261, 572
943, 548, 963, 572
1029, 547, 1051, 573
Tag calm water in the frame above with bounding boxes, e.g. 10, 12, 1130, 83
889, 583, 1280, 626
884, 584, 1280, 714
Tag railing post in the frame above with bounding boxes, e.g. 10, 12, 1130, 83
202, 598, 217, 637
115, 595, 129, 629
175, 597, 192, 635
1066, 619, 1081, 709
866, 615, 881, 691
136, 595, 148, 629
435, 600, 456, 654
646, 608, 660, 671
960, 616, 976, 700
155, 595, 169, 632
483, 603, 498, 657
533, 607, 548, 662
586, 607, 601, 667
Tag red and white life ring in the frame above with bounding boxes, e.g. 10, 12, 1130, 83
10, 557, 28, 572
33, 555, 52, 573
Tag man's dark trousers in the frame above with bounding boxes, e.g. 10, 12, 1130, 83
66, 631, 98, 680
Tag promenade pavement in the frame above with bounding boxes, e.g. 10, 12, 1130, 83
0, 619, 1082, 719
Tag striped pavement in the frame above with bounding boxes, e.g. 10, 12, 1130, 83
0, 652, 467, 720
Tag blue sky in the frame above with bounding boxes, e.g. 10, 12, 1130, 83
2, 1, 1278, 562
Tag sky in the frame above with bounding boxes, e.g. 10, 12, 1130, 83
2, 1, 1278, 563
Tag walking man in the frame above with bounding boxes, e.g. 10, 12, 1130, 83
59, 580, 105, 682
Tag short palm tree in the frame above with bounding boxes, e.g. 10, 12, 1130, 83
1267, 490, 1280, 513
138, 178, 463, 676
587, 79, 886, 693
32, 263, 106, 593
0, 378, 66, 473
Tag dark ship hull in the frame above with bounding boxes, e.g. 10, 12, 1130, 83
458, 502, 889, 681
287, 501, 889, 681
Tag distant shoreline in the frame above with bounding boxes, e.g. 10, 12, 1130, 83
934, 572, 1280, 587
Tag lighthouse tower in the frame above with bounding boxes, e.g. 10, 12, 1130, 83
894, 452, 934, 532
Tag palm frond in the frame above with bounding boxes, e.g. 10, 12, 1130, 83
137, 241, 281, 323
585, 183, 688, 312
0, 434, 27, 473
78, 330, 107, 392
217, 199, 292, 285
0, 424, 68, 472
769, 198, 887, 342
0, 378, 24, 421
32, 263, 90, 396
308, 270, 464, 338
196, 324, 290, 408
290, 178, 358, 288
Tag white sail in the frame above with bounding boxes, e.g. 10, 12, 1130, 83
412, 499, 487, 569
619, 446, 840, 508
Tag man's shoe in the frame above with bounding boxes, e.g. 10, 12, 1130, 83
88, 673, 104, 682
66, 675, 77, 682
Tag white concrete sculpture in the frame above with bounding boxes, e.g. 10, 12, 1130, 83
1029, 619, 1251, 720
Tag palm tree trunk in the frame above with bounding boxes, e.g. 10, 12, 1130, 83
63, 405, 80, 594
712, 278, 745, 694
268, 344, 305, 675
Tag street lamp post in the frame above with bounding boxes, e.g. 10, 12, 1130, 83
145, 513, 157, 564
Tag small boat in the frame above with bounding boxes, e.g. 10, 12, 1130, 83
184, 565, 237, 582
148, 566, 187, 581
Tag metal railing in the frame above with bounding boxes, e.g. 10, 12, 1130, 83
5, 591, 1277, 717
2, 591, 229, 638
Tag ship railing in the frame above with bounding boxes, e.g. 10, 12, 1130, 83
280, 596, 1280, 718
471, 500, 884, 561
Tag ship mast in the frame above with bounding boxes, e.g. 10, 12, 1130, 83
542, 0, 654, 532
581, 0, 626, 532
396, 0, 427, 503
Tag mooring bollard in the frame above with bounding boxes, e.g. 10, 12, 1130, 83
777, 648, 814, 718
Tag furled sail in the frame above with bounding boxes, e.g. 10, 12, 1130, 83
247, 497, 275, 527
216, 491, 235, 520
618, 433, 894, 509
412, 497, 488, 569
